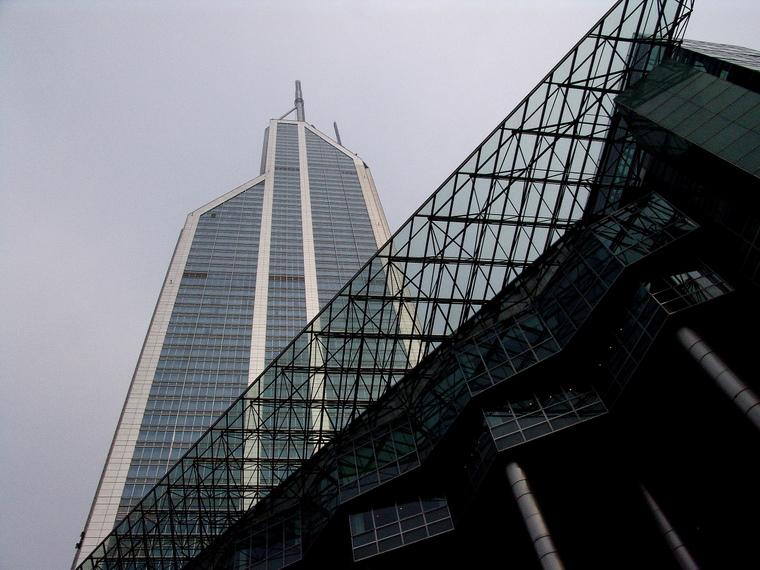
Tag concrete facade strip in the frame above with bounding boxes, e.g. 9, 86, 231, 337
354, 157, 392, 248
248, 121, 277, 386
298, 123, 321, 323
243, 122, 278, 504
299, 123, 329, 435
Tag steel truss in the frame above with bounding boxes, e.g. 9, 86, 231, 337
77, 1, 694, 568
189, 192, 731, 569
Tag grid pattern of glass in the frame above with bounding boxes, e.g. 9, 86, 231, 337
617, 59, 760, 176
232, 513, 301, 570
648, 267, 732, 314
484, 385, 606, 451
118, 185, 265, 517
178, 194, 700, 570
479, 267, 731, 451
599, 265, 732, 404
613, 54, 760, 287
306, 130, 380, 307
349, 498, 454, 561
338, 419, 419, 501
77, 1, 695, 567
461, 194, 696, 398
266, 123, 307, 362
400, 194, 695, 460
679, 39, 760, 74
392, 0, 691, 344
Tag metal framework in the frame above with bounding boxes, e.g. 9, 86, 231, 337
188, 192, 731, 569
77, 1, 694, 568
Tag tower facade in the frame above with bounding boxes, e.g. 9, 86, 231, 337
74, 91, 390, 566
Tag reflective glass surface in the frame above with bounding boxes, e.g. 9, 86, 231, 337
119, 184, 264, 517
617, 59, 760, 176
349, 497, 453, 561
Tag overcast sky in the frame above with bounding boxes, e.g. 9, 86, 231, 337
1, 1, 758, 568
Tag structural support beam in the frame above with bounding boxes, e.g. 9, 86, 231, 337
506, 462, 565, 570
641, 485, 700, 570
677, 327, 760, 432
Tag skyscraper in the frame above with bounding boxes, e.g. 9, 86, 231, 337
74, 84, 391, 566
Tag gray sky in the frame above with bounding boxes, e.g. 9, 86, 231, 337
1, 1, 758, 568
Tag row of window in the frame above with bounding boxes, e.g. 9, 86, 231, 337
136, 429, 204, 443
130, 446, 185, 461
140, 412, 222, 428
173, 299, 255, 309
180, 277, 258, 287
168, 316, 252, 326
173, 286, 256, 296
149, 385, 244, 398
160, 348, 249, 358
145, 398, 239, 412
192, 228, 261, 237
166, 326, 251, 335
156, 360, 248, 372
182, 263, 258, 272
171, 307, 253, 318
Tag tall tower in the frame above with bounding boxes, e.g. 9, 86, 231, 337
74, 84, 390, 566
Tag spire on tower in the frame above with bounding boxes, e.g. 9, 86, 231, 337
295, 80, 305, 122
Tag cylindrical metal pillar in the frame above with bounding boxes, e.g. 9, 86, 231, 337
677, 327, 760, 432
506, 461, 565, 570
641, 485, 700, 570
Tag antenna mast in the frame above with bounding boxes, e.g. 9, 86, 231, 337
295, 80, 305, 122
